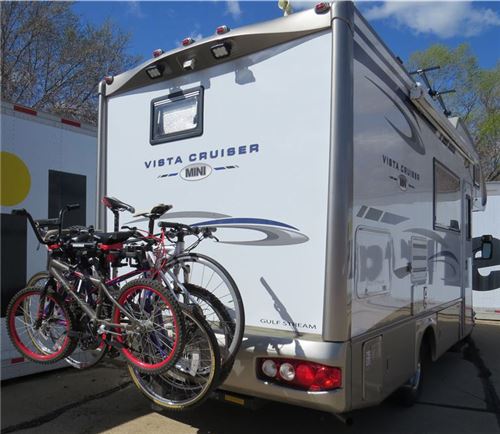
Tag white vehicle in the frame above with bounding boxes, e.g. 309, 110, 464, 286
473, 181, 500, 320
96, 2, 500, 416
0, 101, 97, 380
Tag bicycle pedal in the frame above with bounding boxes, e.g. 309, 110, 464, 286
107, 347, 121, 358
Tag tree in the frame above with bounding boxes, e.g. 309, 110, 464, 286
1, 2, 141, 124
408, 44, 500, 181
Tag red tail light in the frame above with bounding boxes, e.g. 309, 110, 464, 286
315, 2, 330, 14
257, 358, 341, 391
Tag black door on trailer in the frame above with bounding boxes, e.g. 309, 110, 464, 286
48, 170, 87, 227
0, 214, 27, 317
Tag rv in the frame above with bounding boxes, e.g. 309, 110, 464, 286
95, 2, 500, 415
0, 101, 97, 380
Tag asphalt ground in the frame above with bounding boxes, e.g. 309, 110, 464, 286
1, 320, 500, 434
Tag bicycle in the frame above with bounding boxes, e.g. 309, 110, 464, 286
104, 197, 245, 383
7, 205, 185, 375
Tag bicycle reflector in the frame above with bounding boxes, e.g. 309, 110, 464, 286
211, 42, 231, 59
146, 64, 164, 79
257, 358, 342, 391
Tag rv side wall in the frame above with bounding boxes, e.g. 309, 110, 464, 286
349, 10, 477, 407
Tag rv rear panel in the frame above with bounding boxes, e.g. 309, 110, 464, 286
106, 32, 333, 337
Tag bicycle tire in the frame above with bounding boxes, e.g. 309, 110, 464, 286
27, 271, 50, 288
27, 270, 108, 370
128, 306, 220, 411
162, 253, 244, 367
6, 287, 77, 364
113, 278, 185, 374
183, 283, 236, 385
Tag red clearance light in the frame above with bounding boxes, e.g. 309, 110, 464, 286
257, 358, 341, 391
104, 75, 114, 85
216, 25, 230, 35
153, 48, 164, 58
182, 37, 195, 47
315, 2, 330, 14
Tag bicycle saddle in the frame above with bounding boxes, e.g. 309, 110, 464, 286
102, 196, 135, 213
134, 204, 172, 218
93, 230, 135, 245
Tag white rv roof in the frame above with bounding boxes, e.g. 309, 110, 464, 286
104, 7, 331, 98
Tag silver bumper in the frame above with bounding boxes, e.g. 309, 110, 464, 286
220, 328, 350, 414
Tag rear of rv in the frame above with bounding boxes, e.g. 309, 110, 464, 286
100, 6, 352, 413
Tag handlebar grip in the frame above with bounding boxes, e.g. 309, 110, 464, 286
66, 203, 80, 211
12, 209, 27, 216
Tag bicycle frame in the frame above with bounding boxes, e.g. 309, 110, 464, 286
47, 258, 141, 331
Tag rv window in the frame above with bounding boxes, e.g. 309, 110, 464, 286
150, 87, 203, 145
434, 160, 461, 232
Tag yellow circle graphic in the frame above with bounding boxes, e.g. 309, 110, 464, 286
0, 151, 31, 206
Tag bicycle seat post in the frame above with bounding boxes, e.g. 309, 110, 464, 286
113, 209, 120, 232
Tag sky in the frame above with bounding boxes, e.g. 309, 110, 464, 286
73, 1, 500, 70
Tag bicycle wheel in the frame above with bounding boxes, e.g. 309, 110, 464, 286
6, 287, 77, 363
128, 307, 220, 411
183, 283, 236, 385
162, 253, 244, 367
113, 278, 185, 374
27, 271, 50, 288
27, 271, 108, 370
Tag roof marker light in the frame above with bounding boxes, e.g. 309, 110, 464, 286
145, 64, 164, 79
104, 76, 114, 85
216, 25, 230, 35
210, 42, 231, 59
153, 49, 164, 58
315, 2, 330, 14
182, 37, 195, 47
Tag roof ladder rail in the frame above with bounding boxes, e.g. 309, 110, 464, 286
409, 66, 455, 117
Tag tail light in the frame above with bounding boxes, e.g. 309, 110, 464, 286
257, 358, 341, 391
315, 2, 330, 14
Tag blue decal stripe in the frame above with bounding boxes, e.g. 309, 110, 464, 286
192, 217, 299, 231
214, 166, 239, 171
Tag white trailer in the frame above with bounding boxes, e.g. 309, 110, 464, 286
473, 181, 500, 320
96, 2, 500, 415
0, 101, 97, 380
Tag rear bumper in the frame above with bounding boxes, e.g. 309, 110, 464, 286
220, 328, 350, 414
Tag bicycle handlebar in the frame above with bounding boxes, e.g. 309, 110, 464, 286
11, 204, 81, 245
12, 209, 49, 245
